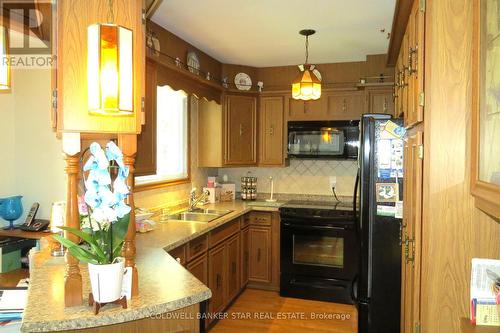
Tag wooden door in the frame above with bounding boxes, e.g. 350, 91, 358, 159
326, 91, 365, 120
208, 243, 226, 314
406, 0, 425, 127
240, 227, 249, 288
224, 95, 257, 165
248, 227, 271, 283
226, 234, 241, 302
260, 96, 284, 166
367, 89, 395, 115
401, 130, 423, 333
187, 253, 208, 285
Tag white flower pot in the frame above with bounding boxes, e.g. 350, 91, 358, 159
88, 257, 125, 303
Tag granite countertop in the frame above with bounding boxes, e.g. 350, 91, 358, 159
20, 200, 282, 333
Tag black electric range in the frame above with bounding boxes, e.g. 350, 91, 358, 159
279, 200, 359, 304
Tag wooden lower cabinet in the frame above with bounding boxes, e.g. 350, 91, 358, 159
401, 129, 423, 333
226, 234, 240, 303
208, 243, 226, 315
248, 226, 271, 283
240, 227, 249, 288
187, 253, 208, 286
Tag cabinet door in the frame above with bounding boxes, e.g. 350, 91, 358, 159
288, 98, 306, 120
187, 253, 208, 285
367, 89, 395, 115
226, 234, 240, 302
248, 227, 271, 283
225, 95, 257, 165
401, 130, 423, 333
240, 227, 249, 288
406, 0, 424, 127
260, 96, 284, 166
327, 92, 365, 120
208, 243, 226, 314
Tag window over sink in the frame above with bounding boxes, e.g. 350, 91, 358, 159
135, 84, 189, 189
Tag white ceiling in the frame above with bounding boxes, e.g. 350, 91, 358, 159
151, 0, 396, 67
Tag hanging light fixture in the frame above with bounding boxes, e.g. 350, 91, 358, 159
292, 29, 321, 100
87, 0, 133, 115
0, 24, 10, 91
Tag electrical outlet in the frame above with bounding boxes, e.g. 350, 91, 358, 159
329, 176, 337, 189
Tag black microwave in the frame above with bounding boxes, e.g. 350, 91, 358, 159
287, 120, 360, 159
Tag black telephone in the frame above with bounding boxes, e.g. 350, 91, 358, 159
19, 203, 49, 232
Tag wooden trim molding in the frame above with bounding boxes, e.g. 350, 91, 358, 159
470, 0, 500, 219
118, 134, 139, 297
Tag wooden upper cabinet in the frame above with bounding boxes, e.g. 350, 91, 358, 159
259, 96, 284, 166
135, 59, 157, 176
326, 91, 365, 120
54, 0, 144, 134
404, 0, 425, 128
367, 89, 395, 115
288, 96, 328, 121
224, 94, 257, 165
471, 0, 500, 218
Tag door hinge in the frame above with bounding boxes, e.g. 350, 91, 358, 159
419, 0, 426, 12
414, 321, 421, 333
419, 92, 425, 107
141, 97, 146, 125
417, 145, 424, 160
52, 89, 58, 109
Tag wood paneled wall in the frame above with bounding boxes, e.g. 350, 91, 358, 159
421, 0, 500, 332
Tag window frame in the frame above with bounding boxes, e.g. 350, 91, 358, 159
134, 90, 191, 192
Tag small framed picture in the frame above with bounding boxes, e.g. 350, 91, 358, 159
376, 183, 399, 203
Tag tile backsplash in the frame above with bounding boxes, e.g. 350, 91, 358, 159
218, 159, 358, 197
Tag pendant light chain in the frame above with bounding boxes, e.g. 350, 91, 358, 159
305, 35, 309, 65
107, 0, 115, 24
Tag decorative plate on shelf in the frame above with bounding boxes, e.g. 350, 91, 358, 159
234, 72, 252, 91
187, 51, 200, 75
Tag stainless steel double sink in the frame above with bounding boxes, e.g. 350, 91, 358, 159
163, 208, 232, 223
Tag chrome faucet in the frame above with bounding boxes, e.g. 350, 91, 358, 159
188, 188, 210, 212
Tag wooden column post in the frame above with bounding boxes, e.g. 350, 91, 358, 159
62, 133, 83, 307
118, 134, 139, 297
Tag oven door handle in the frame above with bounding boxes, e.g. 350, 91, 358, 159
282, 222, 346, 231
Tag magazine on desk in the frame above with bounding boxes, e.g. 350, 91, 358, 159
470, 258, 500, 326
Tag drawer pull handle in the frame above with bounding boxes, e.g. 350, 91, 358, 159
193, 243, 203, 253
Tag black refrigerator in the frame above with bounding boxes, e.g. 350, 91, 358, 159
355, 114, 404, 333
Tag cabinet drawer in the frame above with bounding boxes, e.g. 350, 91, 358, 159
187, 234, 208, 262
209, 218, 240, 248
168, 244, 186, 265
249, 212, 272, 226
241, 214, 250, 228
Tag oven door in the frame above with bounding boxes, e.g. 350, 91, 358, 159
281, 218, 357, 280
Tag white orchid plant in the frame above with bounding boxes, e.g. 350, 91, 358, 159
54, 141, 131, 265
